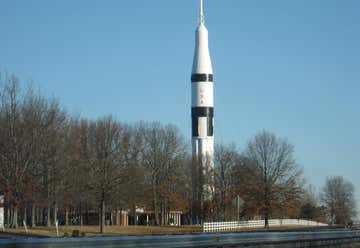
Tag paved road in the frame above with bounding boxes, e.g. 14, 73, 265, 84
0, 232, 45, 240
0, 230, 359, 247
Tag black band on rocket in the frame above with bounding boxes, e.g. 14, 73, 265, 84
191, 74, 213, 82
192, 107, 214, 137
192, 107, 214, 117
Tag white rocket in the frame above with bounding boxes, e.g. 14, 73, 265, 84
191, 0, 214, 166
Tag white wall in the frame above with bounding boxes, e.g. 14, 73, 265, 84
0, 207, 4, 228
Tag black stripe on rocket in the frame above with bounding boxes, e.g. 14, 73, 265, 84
191, 74, 213, 83
192, 107, 214, 137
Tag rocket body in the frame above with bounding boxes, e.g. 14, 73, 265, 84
191, 15, 214, 165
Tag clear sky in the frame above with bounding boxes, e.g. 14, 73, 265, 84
1, 0, 359, 212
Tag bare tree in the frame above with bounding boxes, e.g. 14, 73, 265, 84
298, 185, 326, 222
244, 130, 303, 227
60, 118, 95, 226
321, 176, 357, 225
86, 117, 126, 233
0, 76, 26, 228
0, 72, 324, 230
141, 123, 187, 225
214, 143, 239, 221
0, 75, 68, 228
21, 88, 67, 227
116, 125, 146, 225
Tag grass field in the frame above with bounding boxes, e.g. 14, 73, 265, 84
347, 244, 360, 248
1, 225, 203, 237
2, 225, 341, 238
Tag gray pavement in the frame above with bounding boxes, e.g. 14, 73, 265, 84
0, 230, 359, 248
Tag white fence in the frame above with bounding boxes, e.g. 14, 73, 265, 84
203, 219, 328, 232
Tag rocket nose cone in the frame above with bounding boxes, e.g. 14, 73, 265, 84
192, 24, 213, 74
197, 23, 208, 31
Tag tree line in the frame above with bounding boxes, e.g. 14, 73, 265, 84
0, 75, 357, 232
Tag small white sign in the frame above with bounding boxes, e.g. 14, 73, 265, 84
0, 195, 4, 204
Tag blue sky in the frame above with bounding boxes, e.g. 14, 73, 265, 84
1, 0, 359, 212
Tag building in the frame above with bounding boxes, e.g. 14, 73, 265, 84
111, 209, 182, 226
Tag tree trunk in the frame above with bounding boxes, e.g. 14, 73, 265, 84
116, 210, 120, 226
264, 185, 270, 228
98, 208, 101, 227
23, 207, 27, 226
119, 208, 123, 226
31, 205, 36, 227
153, 183, 159, 225
12, 206, 18, 228
72, 209, 76, 225
164, 201, 168, 226
46, 169, 51, 227
160, 203, 165, 226
221, 190, 226, 221
263, 199, 270, 228
40, 208, 45, 226
80, 210, 83, 227
264, 214, 269, 228
86, 209, 89, 225
65, 208, 69, 226
6, 207, 10, 228
190, 210, 193, 225
100, 191, 105, 233
132, 205, 137, 226
9, 207, 12, 228
47, 204, 51, 227
53, 202, 58, 225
